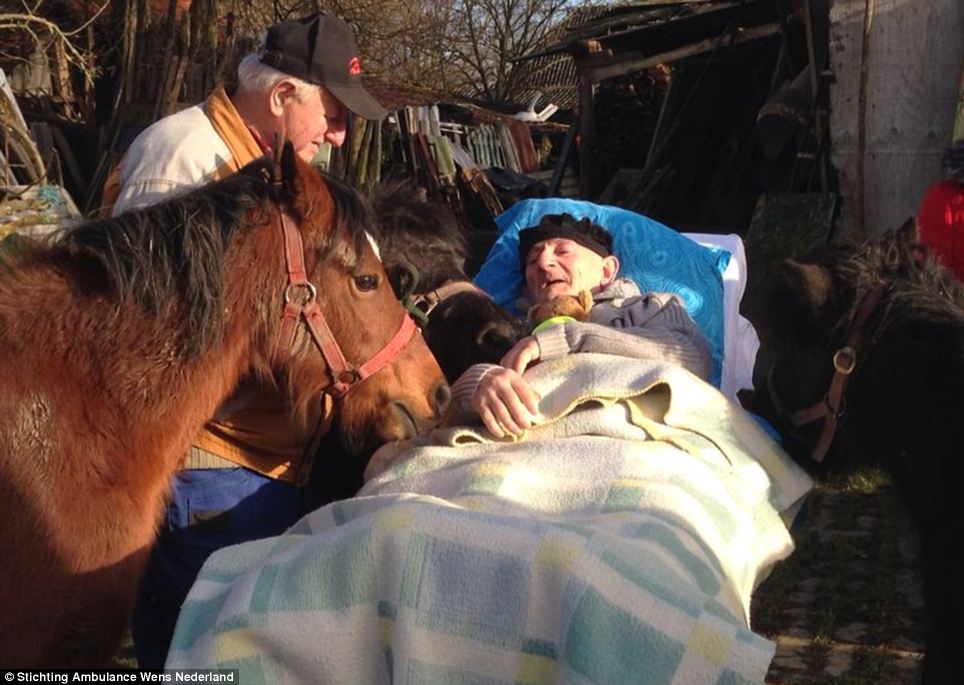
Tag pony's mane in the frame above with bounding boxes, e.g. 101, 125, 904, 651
367, 178, 467, 291
64, 163, 376, 356
820, 231, 964, 340
59, 161, 278, 355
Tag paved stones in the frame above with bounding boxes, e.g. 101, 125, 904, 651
753, 474, 925, 684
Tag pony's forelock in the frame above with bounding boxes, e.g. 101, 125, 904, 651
318, 170, 380, 270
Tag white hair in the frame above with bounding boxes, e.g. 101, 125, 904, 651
236, 52, 320, 102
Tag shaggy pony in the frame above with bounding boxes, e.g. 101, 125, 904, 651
750, 225, 964, 685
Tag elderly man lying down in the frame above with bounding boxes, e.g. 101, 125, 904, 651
166, 217, 812, 684
448, 212, 713, 442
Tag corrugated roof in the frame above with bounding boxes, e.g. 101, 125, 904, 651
512, 4, 613, 112
366, 81, 464, 111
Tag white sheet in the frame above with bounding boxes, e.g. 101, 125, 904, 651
685, 233, 759, 399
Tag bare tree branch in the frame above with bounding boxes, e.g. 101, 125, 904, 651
0, 7, 105, 86
317, 0, 577, 104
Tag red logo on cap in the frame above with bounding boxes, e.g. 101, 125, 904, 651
348, 57, 361, 76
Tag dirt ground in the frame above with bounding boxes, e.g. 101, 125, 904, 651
753, 471, 926, 685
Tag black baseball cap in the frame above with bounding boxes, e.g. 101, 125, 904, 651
260, 12, 387, 120
519, 213, 614, 266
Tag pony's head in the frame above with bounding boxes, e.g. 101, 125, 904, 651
750, 228, 964, 473
422, 291, 527, 382
367, 178, 469, 294
367, 178, 524, 383
234, 147, 449, 454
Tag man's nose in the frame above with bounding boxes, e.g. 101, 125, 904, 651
535, 249, 555, 268
325, 126, 347, 148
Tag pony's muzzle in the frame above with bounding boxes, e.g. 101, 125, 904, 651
391, 379, 450, 439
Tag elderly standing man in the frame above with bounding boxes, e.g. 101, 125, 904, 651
451, 213, 713, 438
101, 13, 387, 669
103, 12, 385, 210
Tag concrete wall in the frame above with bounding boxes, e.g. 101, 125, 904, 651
829, 0, 963, 239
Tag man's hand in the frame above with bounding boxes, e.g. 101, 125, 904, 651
471, 367, 541, 438
500, 336, 541, 374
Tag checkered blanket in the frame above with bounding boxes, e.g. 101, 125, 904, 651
167, 355, 812, 684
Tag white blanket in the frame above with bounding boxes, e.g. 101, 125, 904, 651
167, 355, 812, 684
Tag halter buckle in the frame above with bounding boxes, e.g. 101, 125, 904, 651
833, 346, 857, 374
324, 369, 361, 399
284, 282, 317, 305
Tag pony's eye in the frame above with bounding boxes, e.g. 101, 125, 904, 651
354, 274, 379, 291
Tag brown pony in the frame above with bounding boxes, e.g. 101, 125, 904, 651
0, 145, 447, 667
307, 180, 525, 504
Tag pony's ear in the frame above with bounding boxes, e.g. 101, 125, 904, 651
278, 141, 305, 217
894, 215, 918, 245
780, 259, 834, 320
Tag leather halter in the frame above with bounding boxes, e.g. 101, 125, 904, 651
767, 281, 890, 463
411, 280, 488, 319
273, 209, 417, 399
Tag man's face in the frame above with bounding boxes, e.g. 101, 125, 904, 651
282, 85, 348, 162
523, 237, 615, 304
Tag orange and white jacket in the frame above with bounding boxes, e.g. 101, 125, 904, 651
103, 88, 265, 215
102, 87, 331, 483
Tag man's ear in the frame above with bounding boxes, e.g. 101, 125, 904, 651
601, 254, 620, 285
269, 80, 298, 117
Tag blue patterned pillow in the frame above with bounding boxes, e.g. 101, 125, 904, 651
473, 198, 730, 386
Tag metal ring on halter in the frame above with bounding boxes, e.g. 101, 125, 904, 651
335, 369, 361, 386
397, 262, 430, 326
412, 294, 438, 317
403, 296, 430, 327
833, 346, 857, 374
284, 282, 317, 305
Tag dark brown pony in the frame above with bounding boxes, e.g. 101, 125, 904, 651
748, 224, 964, 685
369, 179, 525, 383
0, 146, 446, 667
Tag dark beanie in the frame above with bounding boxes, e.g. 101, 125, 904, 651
519, 213, 613, 267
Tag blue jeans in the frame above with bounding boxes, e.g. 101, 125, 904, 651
131, 467, 310, 669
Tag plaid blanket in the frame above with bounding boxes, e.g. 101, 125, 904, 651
167, 355, 812, 684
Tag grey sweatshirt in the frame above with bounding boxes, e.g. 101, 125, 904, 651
450, 277, 713, 414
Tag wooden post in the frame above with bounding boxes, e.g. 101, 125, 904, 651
49, 35, 77, 120
549, 122, 576, 196
856, 0, 875, 239
802, 0, 828, 191
577, 71, 594, 199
